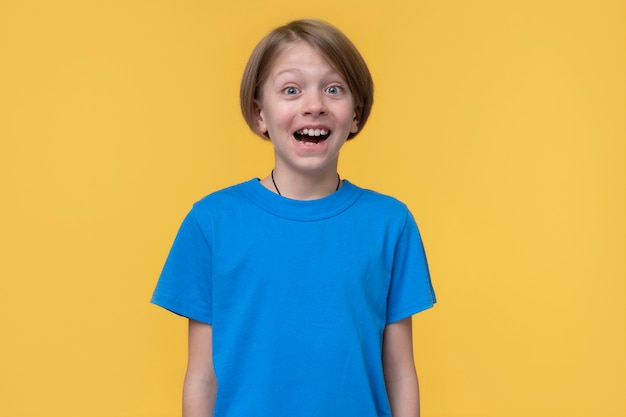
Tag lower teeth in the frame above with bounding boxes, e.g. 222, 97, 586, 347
297, 138, 320, 144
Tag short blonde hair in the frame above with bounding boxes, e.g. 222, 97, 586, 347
240, 19, 374, 140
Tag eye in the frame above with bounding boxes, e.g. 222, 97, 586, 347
283, 86, 300, 96
325, 85, 343, 95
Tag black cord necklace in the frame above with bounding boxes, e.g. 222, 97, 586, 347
271, 169, 341, 196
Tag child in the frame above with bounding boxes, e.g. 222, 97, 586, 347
152, 18, 436, 417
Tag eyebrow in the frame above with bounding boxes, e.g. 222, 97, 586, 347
273, 68, 342, 80
274, 68, 303, 77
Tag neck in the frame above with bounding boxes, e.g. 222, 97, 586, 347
262, 169, 342, 200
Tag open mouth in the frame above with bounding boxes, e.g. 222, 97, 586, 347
293, 128, 331, 145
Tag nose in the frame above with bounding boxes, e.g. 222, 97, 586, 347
301, 90, 326, 116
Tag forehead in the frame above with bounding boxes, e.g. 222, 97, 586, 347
268, 41, 338, 76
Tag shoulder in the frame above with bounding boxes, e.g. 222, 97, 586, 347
344, 183, 419, 236
191, 179, 255, 213
177, 180, 259, 235
353, 185, 412, 218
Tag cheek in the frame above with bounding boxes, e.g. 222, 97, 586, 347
260, 107, 294, 137
336, 105, 356, 126
269, 107, 294, 127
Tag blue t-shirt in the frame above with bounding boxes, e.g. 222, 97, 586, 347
152, 179, 436, 417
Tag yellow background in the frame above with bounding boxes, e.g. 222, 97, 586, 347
1, 0, 624, 416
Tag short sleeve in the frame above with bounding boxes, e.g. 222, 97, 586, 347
150, 208, 213, 324
386, 211, 436, 324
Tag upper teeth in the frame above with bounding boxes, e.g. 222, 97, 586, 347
298, 128, 328, 137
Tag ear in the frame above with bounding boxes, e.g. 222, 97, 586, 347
254, 100, 268, 136
350, 108, 359, 134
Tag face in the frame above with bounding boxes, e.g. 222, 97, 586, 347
255, 41, 359, 177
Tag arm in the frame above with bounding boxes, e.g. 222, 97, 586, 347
183, 319, 217, 417
382, 316, 420, 417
